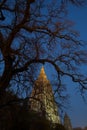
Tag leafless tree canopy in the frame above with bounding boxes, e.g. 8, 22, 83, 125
0, 0, 87, 104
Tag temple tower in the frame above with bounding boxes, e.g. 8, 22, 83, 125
64, 113, 72, 130
29, 66, 60, 124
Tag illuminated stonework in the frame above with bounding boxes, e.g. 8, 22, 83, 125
29, 66, 60, 124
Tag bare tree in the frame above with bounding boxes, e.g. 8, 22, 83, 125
62, 0, 85, 6
0, 0, 87, 104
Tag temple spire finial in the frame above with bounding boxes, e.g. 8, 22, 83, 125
38, 66, 47, 80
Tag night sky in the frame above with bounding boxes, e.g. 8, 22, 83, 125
45, 4, 87, 128
67, 4, 87, 128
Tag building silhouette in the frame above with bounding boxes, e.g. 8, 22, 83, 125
29, 66, 60, 124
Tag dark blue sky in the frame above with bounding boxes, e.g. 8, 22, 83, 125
44, 4, 87, 128
67, 4, 87, 128
68, 4, 87, 41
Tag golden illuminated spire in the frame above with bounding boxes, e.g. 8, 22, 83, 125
38, 66, 47, 80
29, 66, 60, 124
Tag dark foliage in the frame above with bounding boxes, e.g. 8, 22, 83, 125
0, 91, 66, 130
